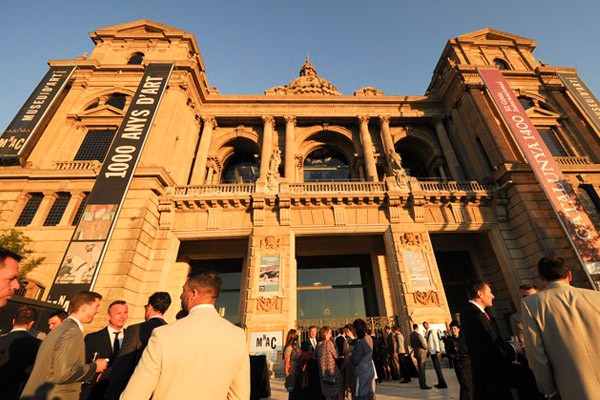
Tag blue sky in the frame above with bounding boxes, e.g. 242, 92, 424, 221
1, 1, 599, 129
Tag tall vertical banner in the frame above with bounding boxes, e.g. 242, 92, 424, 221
0, 66, 76, 166
557, 72, 600, 132
47, 63, 174, 307
479, 68, 600, 290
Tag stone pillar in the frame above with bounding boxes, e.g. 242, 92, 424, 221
432, 117, 465, 180
190, 116, 216, 184
59, 192, 85, 226
31, 193, 56, 226
358, 116, 378, 181
379, 115, 396, 175
284, 116, 296, 182
259, 116, 275, 179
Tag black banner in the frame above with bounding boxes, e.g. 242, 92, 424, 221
0, 66, 76, 166
557, 72, 600, 133
47, 63, 173, 307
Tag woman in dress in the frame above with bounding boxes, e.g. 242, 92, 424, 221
350, 319, 376, 400
283, 329, 302, 399
316, 326, 344, 400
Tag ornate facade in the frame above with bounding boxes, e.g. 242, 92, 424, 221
1, 20, 599, 340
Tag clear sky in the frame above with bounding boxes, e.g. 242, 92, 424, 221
1, 1, 599, 129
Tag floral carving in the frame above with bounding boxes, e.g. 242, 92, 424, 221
413, 290, 439, 306
257, 296, 281, 313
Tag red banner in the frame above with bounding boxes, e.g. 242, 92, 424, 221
479, 68, 600, 289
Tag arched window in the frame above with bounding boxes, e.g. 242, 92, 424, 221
519, 97, 535, 110
221, 152, 258, 183
394, 137, 434, 178
127, 52, 144, 65
303, 147, 350, 182
106, 93, 127, 110
494, 58, 510, 70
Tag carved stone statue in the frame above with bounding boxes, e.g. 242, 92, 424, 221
266, 149, 282, 189
389, 149, 407, 180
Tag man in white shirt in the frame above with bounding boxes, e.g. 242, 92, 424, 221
121, 270, 250, 399
20, 291, 108, 400
423, 321, 448, 389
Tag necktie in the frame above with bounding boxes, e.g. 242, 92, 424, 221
484, 312, 491, 322
113, 331, 121, 357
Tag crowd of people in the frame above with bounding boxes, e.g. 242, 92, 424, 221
1, 246, 600, 399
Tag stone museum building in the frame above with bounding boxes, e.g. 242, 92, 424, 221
1, 20, 599, 340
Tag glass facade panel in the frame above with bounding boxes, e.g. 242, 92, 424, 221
74, 129, 117, 162
15, 193, 44, 226
44, 193, 71, 226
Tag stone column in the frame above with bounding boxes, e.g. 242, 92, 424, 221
358, 115, 378, 181
379, 115, 396, 174
432, 117, 465, 180
190, 116, 216, 184
284, 116, 296, 182
259, 116, 275, 179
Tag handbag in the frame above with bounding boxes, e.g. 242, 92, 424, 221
322, 342, 337, 384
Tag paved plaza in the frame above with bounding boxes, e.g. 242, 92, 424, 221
269, 365, 460, 399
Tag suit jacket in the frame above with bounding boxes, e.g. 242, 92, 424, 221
409, 331, 427, 360
424, 329, 441, 354
461, 302, 516, 400
120, 306, 250, 400
522, 281, 600, 399
0, 330, 42, 399
20, 318, 96, 400
80, 327, 114, 400
395, 332, 406, 354
105, 317, 166, 400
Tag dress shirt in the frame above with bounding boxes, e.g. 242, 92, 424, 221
107, 325, 124, 351
68, 316, 84, 332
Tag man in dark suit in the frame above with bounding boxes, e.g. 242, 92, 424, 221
300, 325, 323, 400
105, 292, 171, 400
20, 291, 108, 400
446, 320, 472, 400
0, 249, 21, 308
0, 306, 42, 399
80, 300, 129, 400
409, 323, 430, 390
461, 280, 516, 400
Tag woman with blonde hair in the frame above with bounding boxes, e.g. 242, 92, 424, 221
316, 326, 344, 400
282, 329, 302, 399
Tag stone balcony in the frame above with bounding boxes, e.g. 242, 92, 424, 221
168, 179, 500, 210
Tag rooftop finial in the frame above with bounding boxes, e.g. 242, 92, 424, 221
300, 54, 316, 77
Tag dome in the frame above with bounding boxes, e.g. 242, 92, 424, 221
265, 56, 342, 96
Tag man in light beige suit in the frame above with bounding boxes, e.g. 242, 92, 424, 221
121, 269, 250, 400
522, 256, 600, 400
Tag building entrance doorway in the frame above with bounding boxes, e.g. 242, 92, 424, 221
296, 254, 378, 321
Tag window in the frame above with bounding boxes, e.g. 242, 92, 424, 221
303, 147, 350, 182
494, 58, 510, 70
519, 97, 535, 110
15, 193, 44, 226
43, 193, 71, 226
72, 193, 89, 226
106, 94, 126, 110
74, 128, 116, 162
539, 128, 568, 156
127, 52, 144, 65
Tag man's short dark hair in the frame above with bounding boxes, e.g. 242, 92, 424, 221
108, 300, 127, 312
538, 256, 570, 281
519, 283, 538, 291
0, 248, 23, 265
14, 305, 37, 325
449, 320, 460, 329
187, 269, 222, 298
68, 291, 102, 313
466, 280, 490, 300
148, 292, 172, 314
412, 323, 419, 330
48, 309, 68, 321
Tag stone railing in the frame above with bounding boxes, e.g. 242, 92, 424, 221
288, 181, 387, 193
172, 183, 255, 196
55, 160, 102, 170
416, 180, 497, 193
554, 156, 592, 166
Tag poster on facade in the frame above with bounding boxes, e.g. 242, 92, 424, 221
405, 251, 432, 288
479, 68, 600, 288
557, 72, 600, 132
72, 204, 118, 240
47, 63, 174, 306
258, 255, 280, 292
0, 66, 76, 166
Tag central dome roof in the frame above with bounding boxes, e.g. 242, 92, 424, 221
265, 56, 342, 96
